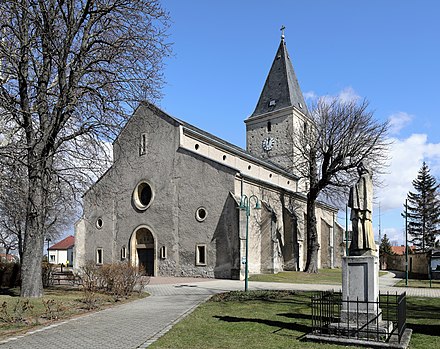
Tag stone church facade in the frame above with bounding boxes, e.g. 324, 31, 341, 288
74, 36, 344, 279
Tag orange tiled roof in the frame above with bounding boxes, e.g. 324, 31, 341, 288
48, 235, 75, 250
391, 245, 415, 255
0, 253, 16, 262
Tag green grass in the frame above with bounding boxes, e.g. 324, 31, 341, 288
249, 269, 388, 285
395, 279, 440, 288
150, 291, 440, 349
0, 287, 147, 340
249, 269, 343, 284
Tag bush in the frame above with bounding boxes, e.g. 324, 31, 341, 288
0, 299, 34, 323
98, 262, 142, 300
0, 262, 20, 288
42, 261, 54, 288
78, 261, 144, 303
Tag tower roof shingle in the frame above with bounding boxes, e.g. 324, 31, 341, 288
250, 36, 307, 118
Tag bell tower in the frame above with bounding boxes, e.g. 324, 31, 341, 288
245, 28, 309, 176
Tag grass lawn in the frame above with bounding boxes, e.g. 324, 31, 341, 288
0, 287, 147, 340
395, 279, 440, 288
249, 269, 387, 285
149, 290, 440, 349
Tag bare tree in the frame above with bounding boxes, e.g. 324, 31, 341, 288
292, 98, 389, 273
0, 158, 79, 261
0, 0, 170, 297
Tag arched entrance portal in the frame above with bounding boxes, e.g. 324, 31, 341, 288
130, 226, 155, 276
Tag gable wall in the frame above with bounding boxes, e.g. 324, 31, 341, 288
78, 105, 181, 268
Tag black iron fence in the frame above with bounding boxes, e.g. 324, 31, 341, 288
311, 291, 406, 343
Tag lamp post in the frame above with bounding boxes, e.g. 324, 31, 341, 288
239, 194, 261, 292
46, 238, 51, 263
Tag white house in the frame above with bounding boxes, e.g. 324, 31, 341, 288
48, 235, 74, 266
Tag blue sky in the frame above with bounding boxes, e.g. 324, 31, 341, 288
159, 0, 440, 245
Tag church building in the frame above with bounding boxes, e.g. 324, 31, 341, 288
74, 34, 344, 279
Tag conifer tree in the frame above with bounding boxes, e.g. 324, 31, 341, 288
403, 162, 440, 252
379, 234, 394, 256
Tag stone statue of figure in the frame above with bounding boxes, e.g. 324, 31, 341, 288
348, 162, 376, 255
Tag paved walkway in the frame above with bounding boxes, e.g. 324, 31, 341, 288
1, 273, 439, 349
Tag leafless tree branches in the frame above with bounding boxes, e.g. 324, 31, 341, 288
0, 0, 171, 297
290, 98, 390, 272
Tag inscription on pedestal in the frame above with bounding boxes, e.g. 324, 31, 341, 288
348, 263, 367, 302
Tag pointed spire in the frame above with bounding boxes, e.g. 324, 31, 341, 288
249, 29, 307, 118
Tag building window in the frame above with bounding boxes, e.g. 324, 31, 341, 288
140, 133, 147, 155
50, 255, 55, 262
160, 246, 167, 259
196, 244, 207, 266
96, 248, 103, 265
121, 246, 127, 260
133, 180, 154, 210
96, 218, 103, 229
195, 207, 207, 222
267, 121, 272, 132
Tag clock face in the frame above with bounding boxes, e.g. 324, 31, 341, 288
262, 137, 275, 151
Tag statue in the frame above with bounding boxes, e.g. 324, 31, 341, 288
348, 162, 376, 255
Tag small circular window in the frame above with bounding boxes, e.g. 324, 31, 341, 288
96, 218, 103, 229
195, 207, 207, 222
133, 181, 154, 210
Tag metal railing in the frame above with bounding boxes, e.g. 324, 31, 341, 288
311, 291, 406, 343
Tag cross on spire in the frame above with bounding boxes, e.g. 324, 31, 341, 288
280, 25, 286, 40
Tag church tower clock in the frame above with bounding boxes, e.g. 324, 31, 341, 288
245, 28, 310, 180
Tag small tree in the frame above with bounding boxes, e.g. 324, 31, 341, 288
379, 234, 393, 256
290, 98, 389, 273
403, 162, 440, 252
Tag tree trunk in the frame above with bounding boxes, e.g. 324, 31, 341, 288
20, 166, 48, 297
304, 146, 320, 273
305, 196, 320, 273
21, 225, 44, 297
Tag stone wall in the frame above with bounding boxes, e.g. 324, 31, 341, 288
382, 252, 430, 276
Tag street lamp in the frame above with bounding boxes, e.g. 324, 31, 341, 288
239, 194, 261, 292
46, 237, 51, 263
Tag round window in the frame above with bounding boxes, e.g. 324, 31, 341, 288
195, 207, 207, 222
96, 218, 103, 229
133, 181, 154, 210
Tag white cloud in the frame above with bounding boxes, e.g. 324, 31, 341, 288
336, 87, 360, 103
303, 91, 317, 101
376, 133, 440, 211
310, 87, 361, 105
388, 112, 413, 135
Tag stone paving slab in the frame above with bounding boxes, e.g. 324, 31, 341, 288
0, 291, 211, 349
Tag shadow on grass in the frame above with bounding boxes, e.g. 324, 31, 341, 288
0, 288, 20, 296
407, 303, 440, 320
213, 315, 310, 335
278, 312, 313, 321
408, 323, 440, 336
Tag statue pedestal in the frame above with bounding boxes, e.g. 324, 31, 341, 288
341, 255, 380, 323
